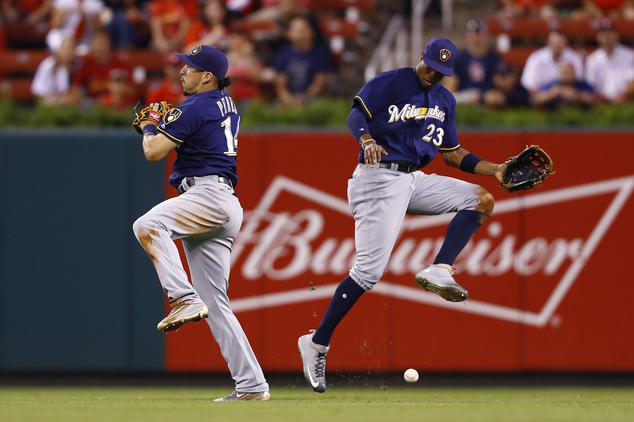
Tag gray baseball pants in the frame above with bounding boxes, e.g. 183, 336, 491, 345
348, 163, 481, 291
133, 175, 268, 393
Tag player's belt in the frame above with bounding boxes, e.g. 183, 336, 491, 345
379, 162, 419, 173
177, 176, 233, 195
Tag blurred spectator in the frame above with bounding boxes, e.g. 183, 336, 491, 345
64, 29, 132, 104
1, 0, 53, 23
225, 28, 263, 103
101, 0, 146, 49
148, 0, 198, 53
225, 0, 258, 17
273, 15, 334, 107
482, 60, 530, 109
1, 0, 19, 21
183, 0, 233, 53
585, 18, 634, 102
533, 60, 594, 109
496, 0, 563, 19
46, 0, 106, 53
24, 0, 54, 23
570, 0, 634, 20
145, 51, 185, 105
31, 36, 77, 104
247, 0, 325, 49
520, 30, 584, 99
98, 66, 138, 110
444, 20, 502, 105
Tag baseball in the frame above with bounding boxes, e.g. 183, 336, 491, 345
404, 368, 419, 383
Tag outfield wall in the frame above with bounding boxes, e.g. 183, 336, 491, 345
1, 129, 632, 374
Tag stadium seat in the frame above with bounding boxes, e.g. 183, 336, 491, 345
311, 0, 374, 12
486, 17, 555, 41
0, 77, 35, 101
0, 50, 50, 76
499, 46, 537, 68
319, 17, 359, 39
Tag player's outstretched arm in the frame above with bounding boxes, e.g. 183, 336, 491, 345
441, 148, 506, 183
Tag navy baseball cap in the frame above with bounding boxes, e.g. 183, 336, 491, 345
175, 45, 228, 77
422, 37, 457, 76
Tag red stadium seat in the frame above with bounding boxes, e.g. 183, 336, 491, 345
0, 77, 35, 101
486, 17, 555, 40
0, 50, 50, 75
319, 17, 359, 39
499, 46, 537, 68
311, 0, 374, 12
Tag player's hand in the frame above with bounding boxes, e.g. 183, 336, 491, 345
362, 140, 388, 167
494, 163, 507, 184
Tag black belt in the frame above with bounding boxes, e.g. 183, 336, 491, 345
177, 176, 233, 195
378, 162, 419, 173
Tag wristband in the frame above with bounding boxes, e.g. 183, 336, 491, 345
459, 152, 482, 173
361, 138, 375, 149
142, 124, 157, 136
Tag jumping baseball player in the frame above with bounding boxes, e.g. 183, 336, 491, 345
299, 37, 508, 393
132, 45, 270, 402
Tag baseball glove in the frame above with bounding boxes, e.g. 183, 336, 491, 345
131, 101, 171, 134
501, 145, 553, 192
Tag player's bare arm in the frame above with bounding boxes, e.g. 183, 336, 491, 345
442, 148, 506, 183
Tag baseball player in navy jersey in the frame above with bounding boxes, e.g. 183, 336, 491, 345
298, 37, 508, 393
132, 45, 270, 402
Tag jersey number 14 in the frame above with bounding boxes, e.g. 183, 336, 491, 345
222, 116, 240, 156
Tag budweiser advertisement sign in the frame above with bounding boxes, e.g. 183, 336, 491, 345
165, 131, 634, 372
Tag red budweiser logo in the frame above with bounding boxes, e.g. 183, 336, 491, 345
230, 175, 634, 327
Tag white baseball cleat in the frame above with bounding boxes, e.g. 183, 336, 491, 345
157, 297, 208, 332
298, 331, 329, 393
415, 264, 468, 302
213, 390, 270, 402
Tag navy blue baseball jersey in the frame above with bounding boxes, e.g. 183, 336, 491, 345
158, 89, 240, 188
354, 67, 461, 168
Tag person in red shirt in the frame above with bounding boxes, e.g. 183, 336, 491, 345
145, 51, 186, 106
149, 0, 199, 53
98, 67, 140, 111
183, 0, 234, 53
225, 28, 263, 103
65, 29, 133, 105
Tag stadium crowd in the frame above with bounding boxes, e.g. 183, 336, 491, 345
0, 0, 633, 111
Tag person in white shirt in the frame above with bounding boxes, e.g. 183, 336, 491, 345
46, 0, 105, 53
520, 30, 584, 101
31, 37, 77, 105
585, 18, 634, 103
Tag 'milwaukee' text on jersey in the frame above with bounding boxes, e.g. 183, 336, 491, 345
354, 67, 461, 168
158, 90, 240, 189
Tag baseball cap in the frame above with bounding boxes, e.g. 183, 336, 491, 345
466, 19, 488, 33
175, 45, 229, 77
422, 37, 457, 76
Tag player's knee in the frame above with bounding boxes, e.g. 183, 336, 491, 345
474, 187, 495, 216
349, 269, 380, 291
132, 215, 149, 238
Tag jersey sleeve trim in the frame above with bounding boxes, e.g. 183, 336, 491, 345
439, 144, 461, 152
354, 95, 373, 119
157, 127, 184, 144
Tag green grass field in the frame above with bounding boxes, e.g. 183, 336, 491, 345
1, 386, 633, 422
